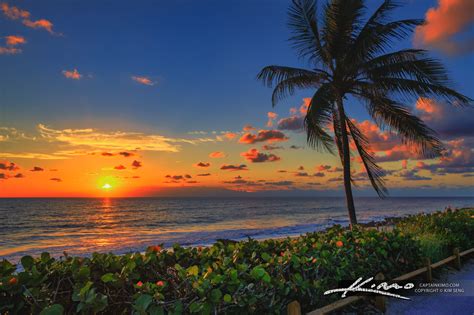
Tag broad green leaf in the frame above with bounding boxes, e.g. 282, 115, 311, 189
21, 256, 34, 270
187, 265, 199, 277
40, 304, 64, 315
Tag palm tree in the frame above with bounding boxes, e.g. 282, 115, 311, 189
257, 0, 470, 227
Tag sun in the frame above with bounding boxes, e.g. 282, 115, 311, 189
102, 183, 112, 190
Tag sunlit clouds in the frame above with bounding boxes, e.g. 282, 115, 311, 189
5, 35, 26, 46
414, 0, 474, 54
132, 76, 155, 86
0, 35, 26, 55
62, 69, 82, 80
1, 2, 57, 34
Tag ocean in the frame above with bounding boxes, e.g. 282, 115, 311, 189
1, 197, 473, 262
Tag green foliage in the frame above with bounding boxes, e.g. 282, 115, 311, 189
395, 208, 474, 261
1, 209, 472, 314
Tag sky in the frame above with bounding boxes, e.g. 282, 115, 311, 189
0, 0, 473, 197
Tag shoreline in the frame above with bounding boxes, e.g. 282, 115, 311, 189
2, 206, 473, 264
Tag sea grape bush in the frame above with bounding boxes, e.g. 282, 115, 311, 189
1, 208, 472, 314
395, 208, 474, 260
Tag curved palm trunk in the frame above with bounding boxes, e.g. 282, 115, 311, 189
336, 97, 357, 228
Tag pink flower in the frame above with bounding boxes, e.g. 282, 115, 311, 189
136, 281, 143, 287
156, 280, 165, 287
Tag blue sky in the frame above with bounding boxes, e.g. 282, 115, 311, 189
3, 0, 470, 133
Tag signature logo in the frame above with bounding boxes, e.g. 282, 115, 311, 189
324, 276, 415, 300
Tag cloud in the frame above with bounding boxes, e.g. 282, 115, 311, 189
132, 76, 155, 86
166, 175, 184, 180
239, 130, 289, 144
289, 145, 303, 149
119, 151, 135, 157
0, 3, 30, 20
1, 3, 56, 34
294, 172, 309, 177
266, 112, 278, 127
164, 174, 192, 183
13, 173, 24, 178
209, 151, 225, 158
0, 152, 69, 160
0, 35, 26, 55
376, 144, 415, 163
240, 148, 281, 163
242, 125, 255, 131
131, 160, 142, 169
223, 178, 252, 184
197, 173, 211, 176
262, 145, 283, 151
351, 119, 399, 151
0, 161, 19, 171
0, 173, 6, 179
5, 35, 26, 46
195, 162, 210, 167
313, 172, 325, 177
396, 169, 432, 181
276, 98, 310, 131
415, 98, 474, 139
37, 124, 211, 153
265, 180, 294, 186
0, 46, 21, 55
414, 0, 474, 55
415, 138, 474, 174
114, 165, 126, 170
23, 19, 54, 33
101, 151, 135, 157
220, 164, 248, 171
277, 116, 305, 131
62, 69, 82, 80
316, 164, 332, 172
223, 132, 237, 140
50, 177, 62, 182
30, 166, 44, 172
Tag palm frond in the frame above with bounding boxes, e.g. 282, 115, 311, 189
358, 78, 471, 105
256, 65, 328, 105
358, 93, 444, 158
304, 84, 335, 153
321, 0, 366, 60
287, 0, 326, 64
271, 76, 321, 106
349, 19, 423, 64
362, 49, 449, 85
346, 118, 388, 197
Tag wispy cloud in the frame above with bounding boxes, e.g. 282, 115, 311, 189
0, 124, 217, 160
62, 69, 82, 80
5, 35, 26, 46
132, 76, 155, 86
23, 19, 54, 33
220, 164, 248, 171
209, 151, 225, 158
0, 35, 26, 55
1, 2, 57, 34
